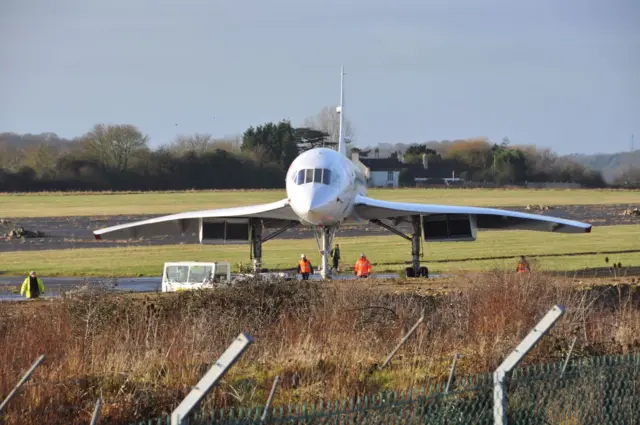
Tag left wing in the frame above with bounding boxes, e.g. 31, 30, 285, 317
93, 198, 299, 241
353, 195, 591, 234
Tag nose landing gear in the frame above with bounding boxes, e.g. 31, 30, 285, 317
313, 225, 339, 279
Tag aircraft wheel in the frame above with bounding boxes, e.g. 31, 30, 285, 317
419, 266, 429, 278
405, 267, 416, 278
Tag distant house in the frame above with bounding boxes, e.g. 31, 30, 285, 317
351, 152, 462, 188
351, 153, 400, 187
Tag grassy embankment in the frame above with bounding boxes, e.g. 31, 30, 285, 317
1, 187, 638, 217
1, 273, 639, 424
1, 224, 639, 277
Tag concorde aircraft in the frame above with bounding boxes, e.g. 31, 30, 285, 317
93, 67, 592, 279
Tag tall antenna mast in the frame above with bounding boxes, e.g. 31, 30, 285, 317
337, 66, 347, 157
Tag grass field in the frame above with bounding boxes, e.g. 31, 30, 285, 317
1, 188, 638, 218
2, 224, 638, 277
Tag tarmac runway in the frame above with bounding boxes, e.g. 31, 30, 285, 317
1, 204, 636, 253
0, 272, 436, 301
0, 276, 161, 301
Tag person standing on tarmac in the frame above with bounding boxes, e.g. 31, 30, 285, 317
297, 254, 313, 280
516, 256, 531, 273
354, 253, 372, 278
21, 271, 45, 299
330, 244, 341, 273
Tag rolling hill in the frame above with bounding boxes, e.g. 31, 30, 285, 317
565, 150, 640, 183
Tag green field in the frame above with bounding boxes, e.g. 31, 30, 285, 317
2, 224, 638, 277
1, 188, 638, 218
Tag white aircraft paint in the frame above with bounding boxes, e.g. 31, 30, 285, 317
93, 67, 592, 279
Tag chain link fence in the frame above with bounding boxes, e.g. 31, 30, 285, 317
508, 353, 639, 424
130, 353, 639, 425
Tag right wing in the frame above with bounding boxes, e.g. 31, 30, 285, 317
352, 195, 592, 234
93, 198, 299, 240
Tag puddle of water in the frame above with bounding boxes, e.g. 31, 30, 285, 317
0, 273, 451, 301
0, 277, 162, 301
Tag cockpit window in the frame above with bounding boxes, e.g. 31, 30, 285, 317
321, 169, 331, 185
295, 168, 333, 185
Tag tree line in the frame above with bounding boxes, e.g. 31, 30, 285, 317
0, 107, 352, 192
390, 138, 607, 187
1, 113, 631, 192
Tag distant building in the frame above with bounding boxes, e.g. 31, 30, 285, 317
351, 152, 462, 188
351, 153, 400, 187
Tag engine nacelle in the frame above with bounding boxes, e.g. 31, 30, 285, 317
422, 214, 477, 242
199, 218, 250, 245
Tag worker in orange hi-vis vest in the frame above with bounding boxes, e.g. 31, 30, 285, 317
516, 255, 531, 273
354, 253, 372, 278
297, 254, 313, 280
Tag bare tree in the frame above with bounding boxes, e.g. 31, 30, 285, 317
80, 124, 149, 171
168, 133, 215, 156
167, 134, 242, 156
303, 106, 355, 149
211, 136, 242, 153
0, 144, 26, 172
22, 144, 58, 178
614, 166, 640, 187
243, 144, 272, 167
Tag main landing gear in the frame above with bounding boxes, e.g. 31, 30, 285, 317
249, 219, 298, 275
249, 219, 338, 279
370, 215, 428, 278
249, 217, 426, 280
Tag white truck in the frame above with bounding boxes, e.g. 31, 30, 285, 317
161, 261, 231, 292
161, 261, 293, 292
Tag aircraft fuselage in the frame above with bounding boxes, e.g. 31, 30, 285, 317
285, 147, 367, 226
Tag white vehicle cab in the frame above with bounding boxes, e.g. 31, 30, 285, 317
161, 261, 231, 292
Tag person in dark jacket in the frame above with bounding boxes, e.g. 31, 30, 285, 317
21, 271, 45, 299
330, 244, 341, 272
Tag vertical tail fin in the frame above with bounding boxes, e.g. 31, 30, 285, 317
337, 66, 347, 157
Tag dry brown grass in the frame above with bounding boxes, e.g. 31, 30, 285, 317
1, 272, 639, 424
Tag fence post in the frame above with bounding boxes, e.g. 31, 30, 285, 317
0, 354, 45, 414
493, 368, 507, 425
493, 305, 565, 425
560, 336, 577, 378
261, 375, 280, 422
89, 398, 102, 425
444, 354, 459, 394
171, 333, 253, 425
380, 310, 425, 370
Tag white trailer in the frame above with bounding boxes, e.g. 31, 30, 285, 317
161, 261, 231, 292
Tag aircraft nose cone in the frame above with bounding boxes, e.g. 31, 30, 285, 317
291, 188, 336, 224
295, 194, 313, 214
296, 199, 327, 221
291, 191, 313, 216
309, 197, 329, 213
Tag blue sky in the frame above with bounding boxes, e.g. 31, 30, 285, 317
2, 0, 638, 155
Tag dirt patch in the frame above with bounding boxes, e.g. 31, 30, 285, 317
0, 219, 46, 240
